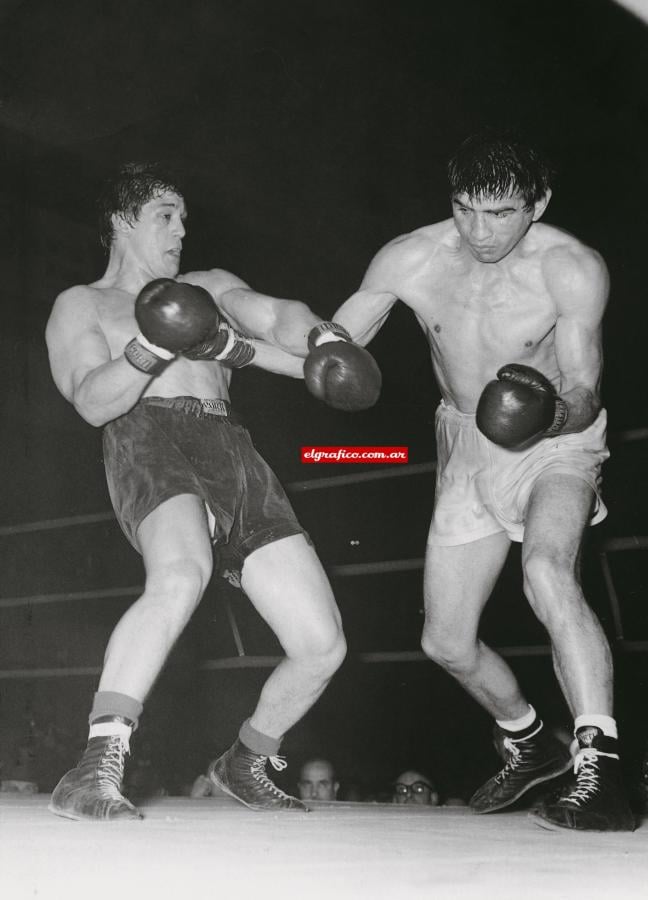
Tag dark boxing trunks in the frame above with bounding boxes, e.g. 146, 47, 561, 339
102, 396, 307, 584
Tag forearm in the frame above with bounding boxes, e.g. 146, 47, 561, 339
73, 357, 151, 426
250, 340, 305, 378
558, 384, 600, 434
266, 300, 322, 356
219, 288, 320, 356
333, 290, 396, 346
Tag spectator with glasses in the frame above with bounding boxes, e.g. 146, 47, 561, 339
392, 770, 440, 806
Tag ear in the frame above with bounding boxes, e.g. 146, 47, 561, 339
111, 212, 132, 238
531, 189, 552, 221
334, 781, 340, 797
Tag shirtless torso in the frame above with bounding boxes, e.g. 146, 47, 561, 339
336, 213, 607, 425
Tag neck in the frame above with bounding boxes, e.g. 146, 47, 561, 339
101, 249, 168, 296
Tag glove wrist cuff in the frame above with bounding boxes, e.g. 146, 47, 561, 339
124, 335, 174, 376
135, 332, 175, 360
308, 321, 352, 352
545, 397, 569, 436
211, 328, 255, 367
185, 326, 256, 367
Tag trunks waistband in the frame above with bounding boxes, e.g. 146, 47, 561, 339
142, 396, 237, 419
439, 399, 476, 420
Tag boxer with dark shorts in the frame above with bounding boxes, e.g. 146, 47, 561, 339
45, 162, 381, 821
104, 397, 308, 582
332, 131, 634, 832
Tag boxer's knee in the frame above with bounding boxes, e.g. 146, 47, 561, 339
287, 614, 347, 678
522, 547, 580, 627
142, 555, 212, 628
316, 626, 347, 679
421, 625, 478, 675
311, 617, 347, 674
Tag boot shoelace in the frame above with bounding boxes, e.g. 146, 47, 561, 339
250, 754, 292, 798
494, 737, 522, 783
493, 722, 545, 784
562, 749, 613, 806
96, 736, 129, 800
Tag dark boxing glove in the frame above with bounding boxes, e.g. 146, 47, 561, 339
304, 321, 382, 411
476, 363, 568, 450
124, 279, 218, 375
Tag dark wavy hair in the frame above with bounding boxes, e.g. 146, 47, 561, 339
97, 162, 184, 250
448, 131, 553, 209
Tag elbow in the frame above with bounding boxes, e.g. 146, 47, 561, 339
350, 328, 373, 348
72, 389, 113, 427
274, 299, 312, 325
74, 401, 109, 427
70, 371, 120, 427
268, 300, 313, 352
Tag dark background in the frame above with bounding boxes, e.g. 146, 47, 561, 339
0, 0, 646, 801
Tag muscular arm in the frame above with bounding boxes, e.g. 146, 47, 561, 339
333, 288, 397, 346
547, 247, 609, 433
181, 269, 322, 356
181, 268, 384, 404
46, 287, 150, 427
333, 241, 404, 345
249, 339, 305, 378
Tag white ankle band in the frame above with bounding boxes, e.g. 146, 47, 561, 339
497, 704, 537, 732
574, 715, 618, 739
89, 721, 132, 748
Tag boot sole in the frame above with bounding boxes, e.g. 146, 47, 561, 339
530, 808, 636, 832
47, 799, 143, 822
48, 800, 84, 821
471, 757, 573, 814
208, 769, 308, 812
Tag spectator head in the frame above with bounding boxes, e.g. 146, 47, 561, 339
297, 758, 339, 801
392, 770, 439, 806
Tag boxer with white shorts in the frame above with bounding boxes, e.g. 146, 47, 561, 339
333, 130, 634, 832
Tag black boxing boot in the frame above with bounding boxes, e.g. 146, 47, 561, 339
208, 739, 308, 811
470, 720, 572, 813
533, 727, 635, 832
49, 720, 141, 821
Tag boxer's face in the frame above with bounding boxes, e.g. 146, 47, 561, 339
297, 761, 338, 801
452, 190, 540, 263
122, 190, 187, 278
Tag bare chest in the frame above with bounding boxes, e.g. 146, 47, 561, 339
95, 294, 139, 359
407, 265, 557, 363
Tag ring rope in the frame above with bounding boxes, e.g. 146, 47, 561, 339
0, 428, 646, 676
0, 421, 644, 536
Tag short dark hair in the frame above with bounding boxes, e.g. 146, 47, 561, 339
97, 162, 184, 249
448, 131, 553, 208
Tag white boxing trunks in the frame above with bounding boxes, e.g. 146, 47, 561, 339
427, 401, 609, 547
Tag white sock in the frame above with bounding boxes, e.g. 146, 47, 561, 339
574, 714, 618, 740
88, 720, 132, 750
496, 704, 537, 733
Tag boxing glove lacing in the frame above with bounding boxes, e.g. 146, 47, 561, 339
545, 397, 569, 436
184, 325, 256, 367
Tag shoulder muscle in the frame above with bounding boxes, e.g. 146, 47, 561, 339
543, 243, 609, 322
